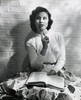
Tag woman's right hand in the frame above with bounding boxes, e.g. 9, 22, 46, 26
41, 33, 49, 50
40, 33, 49, 56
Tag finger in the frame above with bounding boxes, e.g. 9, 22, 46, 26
47, 72, 51, 76
57, 71, 65, 78
43, 33, 49, 40
46, 39, 49, 43
47, 72, 54, 75
43, 36, 49, 43
43, 33, 46, 37
44, 39, 49, 44
41, 33, 44, 40
47, 70, 54, 76
47, 71, 51, 76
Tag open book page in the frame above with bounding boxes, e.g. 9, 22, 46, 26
46, 75, 64, 89
26, 72, 64, 89
27, 72, 48, 83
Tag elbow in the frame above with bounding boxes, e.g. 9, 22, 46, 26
30, 62, 43, 71
30, 63, 37, 69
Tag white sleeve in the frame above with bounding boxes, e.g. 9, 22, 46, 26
53, 33, 66, 72
26, 42, 45, 70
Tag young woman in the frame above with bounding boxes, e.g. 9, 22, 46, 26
26, 6, 66, 75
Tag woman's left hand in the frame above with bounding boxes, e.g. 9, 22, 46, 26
57, 71, 65, 78
47, 70, 56, 76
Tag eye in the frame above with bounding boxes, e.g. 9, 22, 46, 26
43, 17, 47, 20
36, 17, 40, 20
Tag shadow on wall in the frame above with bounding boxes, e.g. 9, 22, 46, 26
6, 20, 33, 79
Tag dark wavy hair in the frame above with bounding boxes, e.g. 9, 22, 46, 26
30, 6, 53, 33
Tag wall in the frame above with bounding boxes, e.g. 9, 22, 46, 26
0, 0, 81, 81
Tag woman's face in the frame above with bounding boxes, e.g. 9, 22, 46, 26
35, 12, 49, 32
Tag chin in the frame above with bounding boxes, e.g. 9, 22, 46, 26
40, 28, 45, 31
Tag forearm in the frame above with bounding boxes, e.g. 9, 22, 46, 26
27, 44, 45, 70
53, 33, 66, 72
53, 48, 66, 73
40, 47, 47, 56
52, 59, 66, 73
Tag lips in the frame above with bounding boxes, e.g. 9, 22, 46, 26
39, 24, 44, 27
38, 24, 44, 30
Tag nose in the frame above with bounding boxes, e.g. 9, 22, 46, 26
39, 18, 43, 23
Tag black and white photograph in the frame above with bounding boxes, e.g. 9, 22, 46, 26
0, 0, 81, 100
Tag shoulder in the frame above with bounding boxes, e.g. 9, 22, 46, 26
26, 37, 35, 46
49, 29, 64, 39
26, 31, 37, 43
55, 32, 64, 43
54, 31, 63, 37
50, 25, 64, 37
26, 31, 40, 47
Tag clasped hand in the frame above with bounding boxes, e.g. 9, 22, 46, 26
47, 70, 65, 78
47, 70, 56, 75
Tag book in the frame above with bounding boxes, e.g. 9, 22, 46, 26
26, 72, 65, 90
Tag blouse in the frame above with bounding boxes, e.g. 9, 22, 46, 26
26, 30, 66, 73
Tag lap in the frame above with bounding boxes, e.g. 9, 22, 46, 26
0, 71, 81, 100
